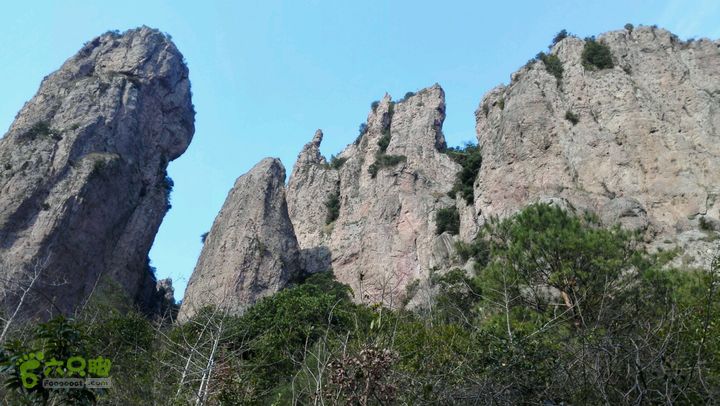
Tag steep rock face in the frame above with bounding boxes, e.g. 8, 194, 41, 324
474, 26, 720, 267
178, 158, 301, 321
0, 27, 194, 318
287, 130, 339, 273
287, 85, 467, 306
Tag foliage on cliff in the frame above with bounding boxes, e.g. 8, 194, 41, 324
0, 204, 717, 405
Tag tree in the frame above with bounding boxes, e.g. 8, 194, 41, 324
582, 37, 614, 69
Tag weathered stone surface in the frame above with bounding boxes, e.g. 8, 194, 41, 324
178, 158, 301, 321
287, 85, 472, 306
0, 27, 194, 319
474, 26, 720, 267
287, 130, 339, 274
600, 197, 649, 232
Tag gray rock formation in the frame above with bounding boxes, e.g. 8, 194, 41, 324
178, 158, 301, 321
172, 25, 718, 314
0, 27, 195, 319
287, 85, 468, 307
287, 130, 339, 273
283, 26, 720, 309
474, 26, 720, 268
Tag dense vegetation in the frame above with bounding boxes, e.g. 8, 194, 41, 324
1, 204, 718, 405
445, 142, 482, 204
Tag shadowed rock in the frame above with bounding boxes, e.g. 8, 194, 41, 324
0, 27, 195, 319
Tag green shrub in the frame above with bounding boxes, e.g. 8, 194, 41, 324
200, 232, 209, 243
23, 121, 52, 139
162, 176, 174, 192
219, 272, 363, 397
436, 206, 460, 235
371, 100, 380, 112
325, 191, 340, 224
397, 91, 416, 103
582, 37, 614, 70
624, 23, 634, 32
538, 52, 564, 81
445, 142, 482, 204
551, 29, 568, 46
354, 123, 368, 145
699, 216, 716, 232
328, 154, 348, 169
368, 154, 406, 178
565, 110, 579, 125
377, 132, 391, 153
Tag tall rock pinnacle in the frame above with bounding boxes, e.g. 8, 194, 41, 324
178, 158, 301, 321
287, 85, 465, 307
0, 27, 195, 319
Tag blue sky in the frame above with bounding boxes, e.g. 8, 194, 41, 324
1, 1, 718, 300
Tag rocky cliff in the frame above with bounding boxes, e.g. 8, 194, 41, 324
0, 27, 195, 319
178, 158, 301, 321
474, 26, 720, 268
287, 86, 468, 306
179, 25, 719, 316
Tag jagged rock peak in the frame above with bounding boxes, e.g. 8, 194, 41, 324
178, 158, 301, 321
0, 26, 194, 319
360, 84, 447, 152
296, 129, 326, 166
287, 84, 466, 307
311, 129, 323, 145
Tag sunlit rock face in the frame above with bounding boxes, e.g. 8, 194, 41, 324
474, 26, 720, 269
287, 85, 469, 307
178, 158, 301, 321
